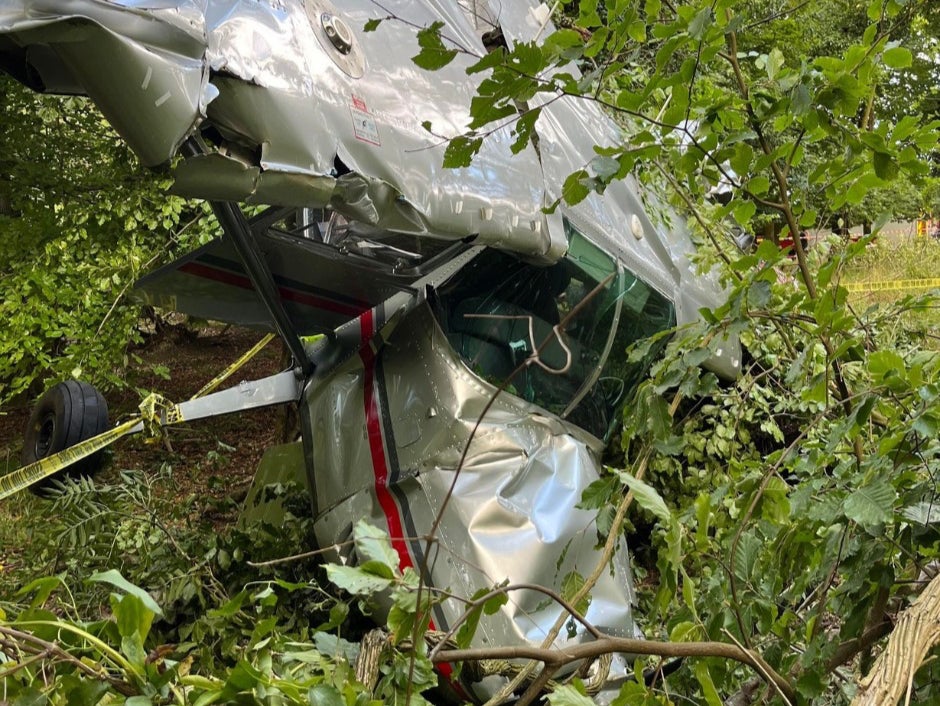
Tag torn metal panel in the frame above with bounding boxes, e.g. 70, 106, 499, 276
2, 1, 209, 164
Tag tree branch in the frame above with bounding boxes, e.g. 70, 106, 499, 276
434, 635, 796, 703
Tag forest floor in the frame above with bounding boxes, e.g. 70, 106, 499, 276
0, 323, 290, 591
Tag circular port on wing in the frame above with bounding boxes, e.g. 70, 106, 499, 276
321, 13, 353, 55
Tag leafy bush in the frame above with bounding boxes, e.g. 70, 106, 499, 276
0, 77, 215, 403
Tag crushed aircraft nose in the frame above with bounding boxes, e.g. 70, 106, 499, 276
2, 0, 741, 700
303, 239, 674, 697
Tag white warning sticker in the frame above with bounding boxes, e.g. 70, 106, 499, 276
350, 95, 381, 146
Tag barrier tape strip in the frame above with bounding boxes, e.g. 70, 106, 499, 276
0, 334, 276, 501
190, 333, 276, 400
845, 278, 940, 293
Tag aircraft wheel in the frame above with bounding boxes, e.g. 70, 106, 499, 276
22, 380, 109, 494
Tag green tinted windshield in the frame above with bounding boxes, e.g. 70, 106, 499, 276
436, 221, 675, 439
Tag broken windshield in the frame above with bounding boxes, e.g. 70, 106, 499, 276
436, 221, 676, 439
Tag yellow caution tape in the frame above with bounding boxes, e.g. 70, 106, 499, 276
190, 333, 275, 400
845, 278, 940, 293
0, 418, 140, 500
0, 334, 276, 501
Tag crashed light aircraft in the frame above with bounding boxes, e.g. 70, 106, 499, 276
2, 0, 740, 700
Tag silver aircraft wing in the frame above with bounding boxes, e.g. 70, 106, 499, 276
0, 0, 557, 259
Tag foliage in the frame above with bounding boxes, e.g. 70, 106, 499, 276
0, 467, 382, 705
399, 0, 940, 702
607, 240, 940, 702
0, 76, 214, 403
0, 475, 451, 706
2, 0, 940, 704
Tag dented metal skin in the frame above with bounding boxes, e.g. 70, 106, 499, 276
1, 0, 739, 349
305, 302, 641, 699
2, 0, 743, 699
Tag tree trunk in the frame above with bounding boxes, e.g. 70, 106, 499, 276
852, 572, 940, 706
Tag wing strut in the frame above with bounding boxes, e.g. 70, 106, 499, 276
182, 139, 313, 376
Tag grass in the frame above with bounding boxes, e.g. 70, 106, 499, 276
840, 236, 940, 339
843, 235, 940, 283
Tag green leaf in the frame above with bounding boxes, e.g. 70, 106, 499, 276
748, 175, 771, 195
733, 531, 760, 582
224, 659, 264, 691
902, 501, 940, 526
358, 559, 396, 580
732, 199, 756, 225
748, 280, 771, 308
325, 564, 393, 596
561, 571, 591, 615
913, 413, 939, 438
442, 135, 483, 169
688, 7, 713, 39
88, 570, 162, 616
314, 632, 361, 663
669, 620, 700, 642
614, 470, 672, 524
412, 22, 458, 71
207, 590, 248, 619
843, 479, 895, 528
15, 575, 67, 608
308, 684, 344, 706
872, 151, 899, 180
766, 48, 785, 79
562, 169, 591, 205
868, 350, 905, 381
363, 18, 382, 32
353, 520, 399, 571
112, 593, 154, 649
61, 675, 110, 706
10, 686, 47, 706
547, 684, 595, 706
882, 46, 912, 69
627, 20, 646, 43
580, 476, 617, 509
791, 83, 812, 114
693, 661, 723, 706
456, 590, 486, 648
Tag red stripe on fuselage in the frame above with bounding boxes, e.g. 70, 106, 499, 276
359, 309, 414, 570
178, 261, 364, 317
358, 309, 455, 682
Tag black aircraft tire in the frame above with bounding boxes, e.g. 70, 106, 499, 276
22, 380, 109, 493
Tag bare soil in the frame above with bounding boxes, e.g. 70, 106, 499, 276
0, 324, 288, 520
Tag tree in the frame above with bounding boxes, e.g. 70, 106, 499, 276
0, 76, 211, 402
401, 0, 940, 702
1, 1, 939, 704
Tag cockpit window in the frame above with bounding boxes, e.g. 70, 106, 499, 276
436, 221, 675, 439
